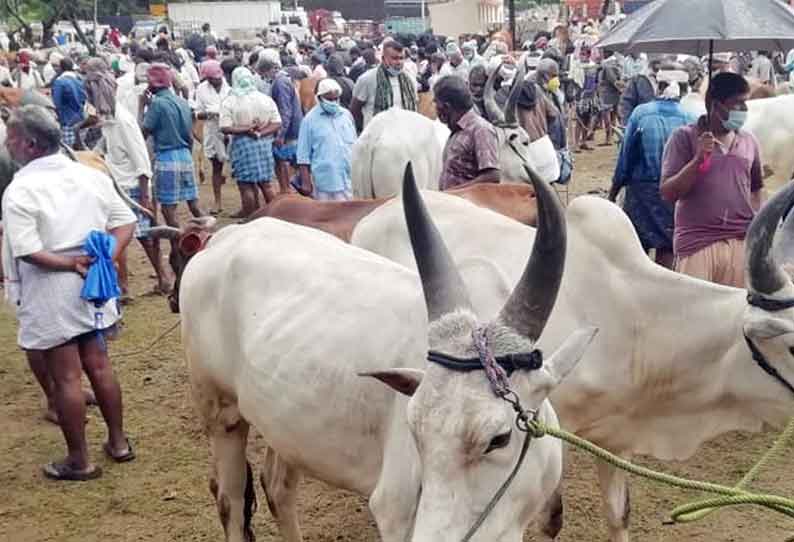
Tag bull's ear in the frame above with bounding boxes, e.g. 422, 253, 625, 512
533, 326, 598, 399
360, 369, 424, 397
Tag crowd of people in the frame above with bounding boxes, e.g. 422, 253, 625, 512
0, 15, 788, 481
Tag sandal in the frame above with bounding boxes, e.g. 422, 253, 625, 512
103, 439, 136, 463
43, 461, 102, 481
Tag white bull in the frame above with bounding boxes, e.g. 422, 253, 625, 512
179, 169, 596, 542
679, 93, 794, 192
352, 109, 446, 198
351, 175, 794, 542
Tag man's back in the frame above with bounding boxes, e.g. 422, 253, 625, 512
144, 89, 192, 151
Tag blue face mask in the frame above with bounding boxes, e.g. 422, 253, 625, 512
386, 66, 402, 77
320, 98, 341, 115
723, 109, 748, 132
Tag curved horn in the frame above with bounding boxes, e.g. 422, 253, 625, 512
146, 226, 182, 240
746, 182, 794, 295
498, 166, 566, 341
187, 216, 218, 230
402, 162, 472, 322
503, 61, 526, 126
484, 62, 505, 125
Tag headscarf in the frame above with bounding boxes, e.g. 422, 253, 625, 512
147, 62, 173, 90
200, 59, 223, 80
84, 58, 118, 117
446, 42, 461, 56
317, 77, 342, 97
205, 46, 219, 59
18, 50, 31, 67
230, 66, 256, 96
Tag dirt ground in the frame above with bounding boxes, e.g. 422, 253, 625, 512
0, 143, 793, 542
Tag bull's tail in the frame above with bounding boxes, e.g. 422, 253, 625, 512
244, 460, 258, 542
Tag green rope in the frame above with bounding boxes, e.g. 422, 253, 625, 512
527, 417, 794, 527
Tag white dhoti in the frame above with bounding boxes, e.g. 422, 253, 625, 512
16, 250, 121, 350
203, 118, 227, 162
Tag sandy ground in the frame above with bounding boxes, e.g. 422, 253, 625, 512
0, 143, 793, 542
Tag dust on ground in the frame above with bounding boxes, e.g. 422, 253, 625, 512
0, 144, 792, 542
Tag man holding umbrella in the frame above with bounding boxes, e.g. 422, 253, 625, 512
660, 72, 763, 287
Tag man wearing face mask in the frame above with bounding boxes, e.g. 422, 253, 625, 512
435, 75, 500, 191
350, 40, 418, 132
661, 73, 763, 288
296, 79, 356, 200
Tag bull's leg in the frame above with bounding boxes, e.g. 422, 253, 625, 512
207, 406, 255, 542
596, 459, 631, 542
536, 487, 564, 541
260, 446, 303, 542
369, 469, 420, 542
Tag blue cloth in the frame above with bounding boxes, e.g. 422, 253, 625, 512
296, 106, 356, 194
623, 182, 674, 251
270, 73, 303, 141
154, 148, 198, 204
52, 74, 86, 128
81, 231, 121, 306
230, 135, 274, 183
61, 124, 76, 147
127, 187, 152, 239
143, 88, 193, 153
273, 141, 297, 164
613, 99, 695, 187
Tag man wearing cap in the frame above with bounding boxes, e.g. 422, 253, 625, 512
440, 42, 470, 81
296, 79, 356, 201
195, 59, 230, 214
142, 63, 203, 228
610, 69, 694, 269
350, 40, 418, 131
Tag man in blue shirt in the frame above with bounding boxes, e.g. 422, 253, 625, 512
142, 63, 204, 228
257, 58, 304, 195
296, 79, 357, 201
609, 69, 695, 268
51, 58, 85, 148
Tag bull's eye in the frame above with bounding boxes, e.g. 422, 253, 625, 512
509, 133, 519, 142
485, 429, 512, 454
789, 347, 794, 357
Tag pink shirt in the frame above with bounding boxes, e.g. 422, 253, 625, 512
661, 123, 763, 258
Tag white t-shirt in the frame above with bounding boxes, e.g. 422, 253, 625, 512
3, 153, 136, 257
100, 106, 153, 190
352, 67, 418, 128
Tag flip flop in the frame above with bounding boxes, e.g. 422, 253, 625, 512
103, 439, 136, 463
43, 461, 102, 481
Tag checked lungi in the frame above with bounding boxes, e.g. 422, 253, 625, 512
61, 124, 76, 148
153, 148, 198, 205
230, 135, 274, 183
126, 187, 153, 240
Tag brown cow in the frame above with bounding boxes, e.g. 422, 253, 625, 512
246, 183, 537, 242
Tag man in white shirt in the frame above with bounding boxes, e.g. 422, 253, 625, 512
350, 40, 418, 131
3, 105, 136, 481
749, 51, 777, 89
195, 59, 231, 214
14, 51, 44, 90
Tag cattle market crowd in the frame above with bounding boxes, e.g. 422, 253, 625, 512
2, 8, 794, 541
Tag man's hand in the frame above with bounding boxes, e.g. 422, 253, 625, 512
139, 193, 154, 215
72, 255, 94, 277
274, 137, 284, 148
695, 131, 715, 164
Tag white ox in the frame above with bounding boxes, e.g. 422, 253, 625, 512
679, 93, 794, 192
178, 170, 597, 542
351, 177, 794, 542
352, 109, 447, 198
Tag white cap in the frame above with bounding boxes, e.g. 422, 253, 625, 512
317, 78, 342, 97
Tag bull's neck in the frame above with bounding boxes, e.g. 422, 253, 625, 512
675, 282, 793, 427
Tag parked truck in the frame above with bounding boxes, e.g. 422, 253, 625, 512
166, 1, 281, 39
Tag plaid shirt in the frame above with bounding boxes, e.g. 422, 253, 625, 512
613, 99, 694, 188
440, 109, 500, 190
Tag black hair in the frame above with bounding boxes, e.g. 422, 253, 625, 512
383, 40, 404, 54
434, 75, 473, 111
59, 57, 74, 72
706, 72, 750, 107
